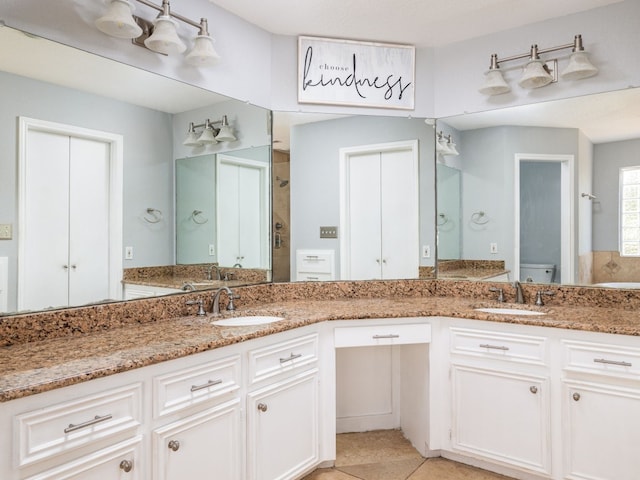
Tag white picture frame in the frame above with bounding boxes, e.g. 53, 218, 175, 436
298, 36, 415, 110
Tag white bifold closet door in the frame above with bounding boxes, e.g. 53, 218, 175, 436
343, 144, 419, 280
23, 130, 110, 311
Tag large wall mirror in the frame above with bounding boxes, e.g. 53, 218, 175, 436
0, 26, 271, 315
436, 87, 640, 288
271, 112, 437, 283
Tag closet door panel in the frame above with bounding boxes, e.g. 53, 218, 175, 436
238, 165, 263, 268
380, 149, 419, 279
347, 152, 382, 280
22, 130, 70, 310
69, 137, 111, 305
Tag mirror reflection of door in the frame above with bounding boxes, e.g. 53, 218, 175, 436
216, 155, 269, 269
18, 118, 123, 311
340, 140, 419, 280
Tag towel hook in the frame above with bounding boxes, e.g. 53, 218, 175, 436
191, 210, 209, 224
437, 213, 449, 226
143, 208, 163, 224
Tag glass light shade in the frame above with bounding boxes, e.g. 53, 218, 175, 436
215, 125, 236, 142
197, 128, 218, 145
437, 137, 453, 155
518, 60, 553, 89
561, 51, 598, 80
447, 141, 459, 156
95, 0, 142, 39
183, 132, 201, 147
478, 69, 511, 96
185, 35, 220, 67
144, 16, 186, 55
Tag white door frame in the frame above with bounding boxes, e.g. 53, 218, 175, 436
18, 117, 123, 308
216, 154, 270, 269
514, 153, 575, 284
339, 139, 419, 280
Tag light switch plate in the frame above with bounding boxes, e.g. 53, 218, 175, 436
0, 224, 12, 240
125, 246, 134, 260
320, 226, 338, 239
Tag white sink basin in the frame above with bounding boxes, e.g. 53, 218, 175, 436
475, 307, 546, 316
211, 315, 285, 326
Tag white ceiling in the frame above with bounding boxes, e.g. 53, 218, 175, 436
207, 0, 622, 48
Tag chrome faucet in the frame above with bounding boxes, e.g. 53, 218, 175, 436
211, 286, 238, 315
513, 281, 525, 304
206, 265, 221, 281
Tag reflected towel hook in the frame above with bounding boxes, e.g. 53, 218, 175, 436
191, 210, 209, 224
437, 213, 449, 226
143, 208, 163, 223
471, 211, 489, 225
581, 192, 597, 200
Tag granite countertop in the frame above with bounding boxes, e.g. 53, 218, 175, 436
2, 295, 640, 403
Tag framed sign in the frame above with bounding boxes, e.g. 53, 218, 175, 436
298, 36, 415, 110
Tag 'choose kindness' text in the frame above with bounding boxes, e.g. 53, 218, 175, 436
302, 46, 412, 101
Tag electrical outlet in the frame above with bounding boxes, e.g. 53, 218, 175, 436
320, 226, 338, 239
422, 245, 431, 258
209, 244, 215, 256
490, 243, 498, 254
0, 224, 12, 240
125, 246, 134, 260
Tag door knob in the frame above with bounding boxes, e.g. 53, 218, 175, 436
168, 440, 180, 451
257, 403, 268, 412
572, 392, 581, 401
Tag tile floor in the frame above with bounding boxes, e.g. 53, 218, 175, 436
302, 430, 516, 480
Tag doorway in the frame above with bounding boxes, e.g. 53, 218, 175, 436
514, 153, 574, 284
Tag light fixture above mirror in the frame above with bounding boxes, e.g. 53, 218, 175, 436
183, 115, 237, 146
479, 34, 598, 96
436, 131, 459, 156
95, 0, 220, 67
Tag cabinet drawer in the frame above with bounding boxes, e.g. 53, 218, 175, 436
450, 327, 547, 365
334, 322, 431, 348
248, 334, 318, 386
563, 340, 640, 378
23, 436, 143, 480
297, 272, 333, 282
154, 354, 241, 418
16, 383, 142, 467
296, 251, 334, 274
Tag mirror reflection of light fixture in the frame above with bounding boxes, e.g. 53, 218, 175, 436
436, 131, 459, 156
479, 34, 597, 95
214, 115, 237, 142
183, 117, 237, 147
96, 0, 220, 67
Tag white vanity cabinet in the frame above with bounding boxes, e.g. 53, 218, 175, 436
122, 284, 182, 299
245, 331, 320, 480
151, 354, 243, 480
0, 378, 144, 480
561, 339, 640, 480
447, 325, 551, 476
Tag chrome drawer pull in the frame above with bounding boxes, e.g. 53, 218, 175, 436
280, 353, 302, 363
594, 358, 632, 367
306, 276, 319, 280
479, 344, 510, 351
64, 414, 113, 433
190, 379, 223, 392
373, 334, 400, 339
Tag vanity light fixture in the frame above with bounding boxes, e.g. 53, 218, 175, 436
183, 115, 237, 147
436, 131, 459, 156
95, 0, 220, 66
479, 34, 598, 96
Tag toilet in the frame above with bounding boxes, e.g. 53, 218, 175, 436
520, 263, 555, 283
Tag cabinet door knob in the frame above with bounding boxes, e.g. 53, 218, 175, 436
168, 440, 180, 451
529, 386, 538, 394
119, 460, 134, 472
573, 392, 581, 402
257, 403, 268, 412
